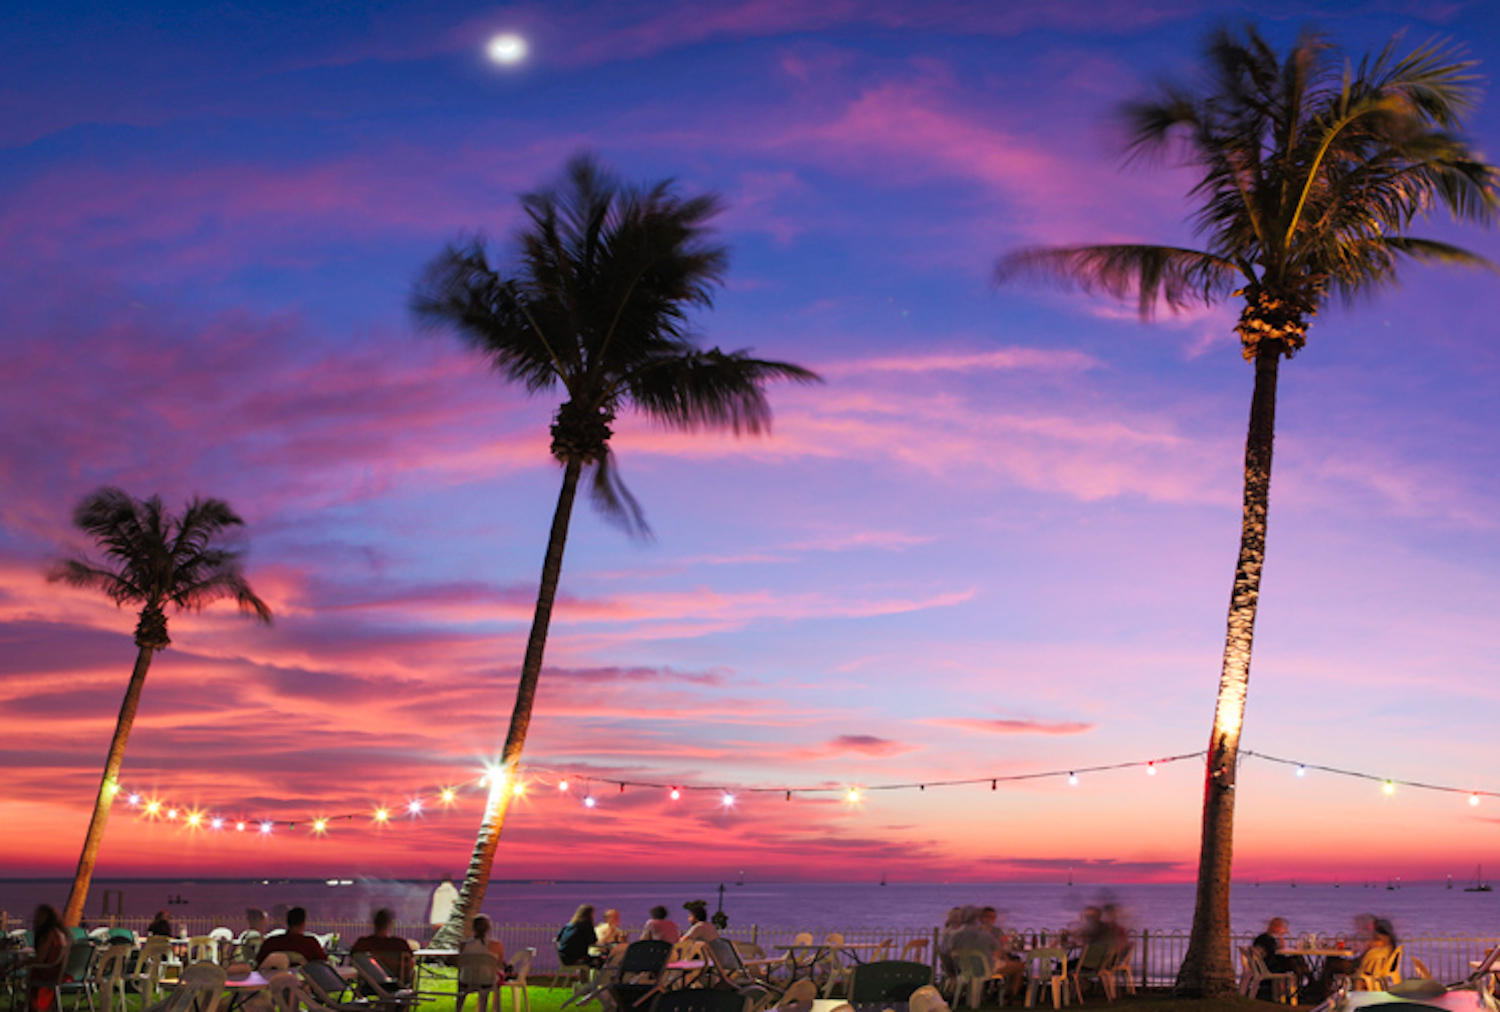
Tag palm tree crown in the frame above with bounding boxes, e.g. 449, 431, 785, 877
415, 154, 819, 535
1000, 27, 1497, 354
52, 487, 272, 647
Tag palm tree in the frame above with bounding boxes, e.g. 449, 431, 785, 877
998, 27, 1496, 994
50, 488, 272, 926
413, 154, 819, 945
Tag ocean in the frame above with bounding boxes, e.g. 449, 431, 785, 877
3, 878, 1497, 938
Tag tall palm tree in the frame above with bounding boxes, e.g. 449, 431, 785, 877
998, 27, 1496, 994
413, 154, 819, 944
50, 487, 272, 926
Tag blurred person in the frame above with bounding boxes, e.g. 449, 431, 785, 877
937, 907, 965, 978
148, 910, 172, 937
555, 905, 601, 968
352, 909, 414, 985
976, 907, 1025, 1000
429, 876, 459, 935
456, 913, 508, 1012
26, 904, 69, 1012
255, 906, 327, 967
641, 906, 679, 944
680, 901, 718, 944
1322, 913, 1379, 990
595, 909, 627, 949
1253, 918, 1309, 996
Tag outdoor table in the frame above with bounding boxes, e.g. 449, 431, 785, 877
412, 948, 458, 999
780, 943, 885, 983
1280, 946, 1351, 978
220, 970, 271, 1012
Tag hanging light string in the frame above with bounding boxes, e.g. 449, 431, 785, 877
109, 747, 1495, 836
1240, 750, 1498, 802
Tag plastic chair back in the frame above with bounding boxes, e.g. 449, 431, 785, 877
847, 960, 933, 1004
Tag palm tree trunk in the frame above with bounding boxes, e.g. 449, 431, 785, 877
435, 458, 584, 947
63, 641, 156, 927
1175, 344, 1281, 996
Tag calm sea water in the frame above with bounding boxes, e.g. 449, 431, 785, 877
3, 879, 1497, 937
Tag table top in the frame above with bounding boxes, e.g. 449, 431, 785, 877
666, 960, 707, 971
414, 949, 458, 958
224, 972, 271, 989
1280, 947, 1354, 957
781, 943, 884, 953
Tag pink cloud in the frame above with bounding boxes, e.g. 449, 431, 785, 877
933, 718, 1094, 736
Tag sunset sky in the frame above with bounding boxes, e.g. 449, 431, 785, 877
4, 0, 1500, 887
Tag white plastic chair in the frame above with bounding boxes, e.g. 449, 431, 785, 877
951, 950, 996, 1010
500, 948, 535, 1012
456, 950, 501, 1012
1023, 947, 1068, 1009
94, 943, 133, 1012
187, 939, 217, 965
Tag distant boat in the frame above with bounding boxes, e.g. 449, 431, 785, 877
879, 873, 887, 887
736, 871, 745, 886
1465, 865, 1492, 893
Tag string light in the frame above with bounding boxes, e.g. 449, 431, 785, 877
109, 749, 1498, 844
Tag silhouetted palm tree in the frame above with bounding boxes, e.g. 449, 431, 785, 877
413, 155, 819, 944
51, 488, 272, 926
998, 27, 1496, 994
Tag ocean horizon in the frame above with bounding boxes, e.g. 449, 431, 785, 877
4, 877, 1496, 938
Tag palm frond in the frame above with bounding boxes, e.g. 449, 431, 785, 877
623, 348, 821, 435
586, 448, 651, 542
48, 559, 141, 605
997, 244, 1242, 317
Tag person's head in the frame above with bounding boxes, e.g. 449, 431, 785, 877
473, 915, 491, 941
979, 907, 998, 926
684, 901, 708, 924
1268, 917, 1289, 936
32, 904, 63, 936
1373, 918, 1397, 946
154, 910, 169, 922
649, 906, 668, 921
247, 908, 268, 931
287, 907, 308, 932
604, 909, 620, 926
944, 907, 964, 929
373, 909, 395, 935
571, 904, 595, 927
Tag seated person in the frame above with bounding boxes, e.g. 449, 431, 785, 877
556, 906, 602, 969
1252, 918, 1308, 996
680, 901, 718, 944
456, 915, 507, 1012
255, 907, 327, 967
641, 906, 679, 945
595, 909, 628, 951
351, 909, 413, 985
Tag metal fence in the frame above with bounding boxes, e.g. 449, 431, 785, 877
8, 910, 1494, 990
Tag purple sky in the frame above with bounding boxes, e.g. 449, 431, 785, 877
4, 0, 1500, 884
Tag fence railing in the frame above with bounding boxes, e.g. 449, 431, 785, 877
8, 910, 1494, 990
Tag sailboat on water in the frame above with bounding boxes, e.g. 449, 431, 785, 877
1464, 865, 1492, 893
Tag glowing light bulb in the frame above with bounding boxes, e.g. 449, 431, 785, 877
559, 780, 570, 793
583, 796, 596, 809
721, 793, 735, 808
186, 812, 202, 827
146, 800, 161, 815
847, 788, 862, 803
210, 817, 224, 830
1382, 781, 1396, 796
374, 808, 390, 823
669, 788, 681, 801
106, 782, 121, 795
166, 808, 179, 820
512, 782, 526, 796
128, 794, 142, 806
313, 818, 328, 833
1470, 794, 1481, 807
408, 800, 423, 815
440, 788, 457, 803
1146, 763, 1156, 776
1295, 765, 1307, 778
486, 33, 527, 65
259, 821, 274, 834
236, 822, 247, 832
1067, 773, 1079, 787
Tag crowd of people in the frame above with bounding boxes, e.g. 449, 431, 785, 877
1251, 912, 1401, 1001
553, 899, 722, 969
